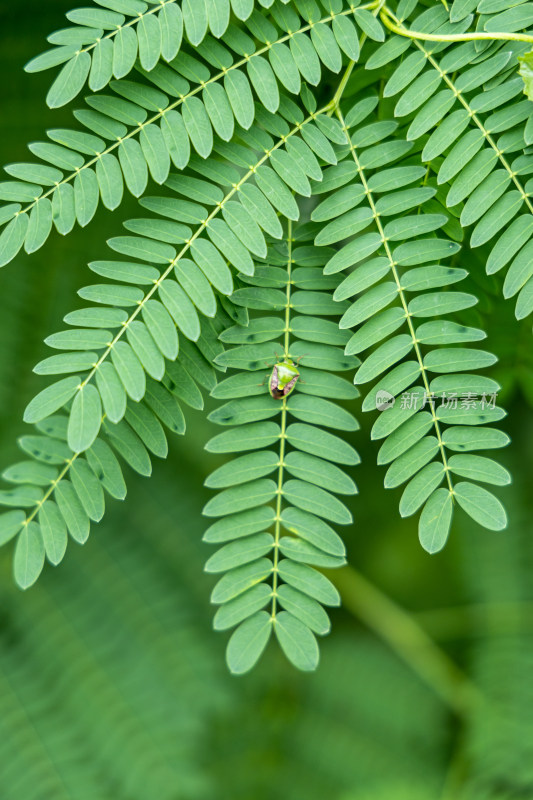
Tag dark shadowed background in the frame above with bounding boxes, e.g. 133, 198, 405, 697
1, 2, 532, 798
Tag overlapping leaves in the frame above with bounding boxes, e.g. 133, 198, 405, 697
25, 0, 263, 107
379, 2, 533, 321
0, 0, 372, 266
20, 108, 340, 454
0, 0, 525, 673
0, 316, 216, 588
0, 95, 346, 590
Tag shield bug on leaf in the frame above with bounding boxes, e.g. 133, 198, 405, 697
269, 356, 301, 399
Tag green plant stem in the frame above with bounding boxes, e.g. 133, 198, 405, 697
440, 749, 469, 800
328, 60, 357, 112
415, 602, 533, 640
331, 565, 483, 716
328, 0, 385, 114
381, 6, 533, 43
271, 220, 293, 619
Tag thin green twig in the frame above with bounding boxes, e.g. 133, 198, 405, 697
271, 220, 293, 619
381, 6, 533, 43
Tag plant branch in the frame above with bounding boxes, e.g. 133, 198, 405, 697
271, 220, 293, 618
415, 601, 533, 640
331, 565, 484, 716
381, 6, 533, 44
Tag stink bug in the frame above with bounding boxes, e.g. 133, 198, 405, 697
269, 356, 301, 399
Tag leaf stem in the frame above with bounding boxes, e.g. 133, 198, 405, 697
327, 0, 386, 115
331, 565, 484, 715
271, 220, 293, 619
415, 601, 533, 639
328, 60, 357, 113
380, 5, 533, 43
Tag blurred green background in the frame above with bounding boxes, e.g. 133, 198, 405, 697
1, 2, 533, 798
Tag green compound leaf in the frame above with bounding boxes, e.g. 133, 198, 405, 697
0, 510, 26, 547
447, 454, 511, 486
39, 501, 68, 566
276, 584, 330, 635
24, 377, 81, 425
68, 384, 103, 453
214, 584, 272, 631
203, 479, 278, 517
47, 51, 92, 108
203, 220, 357, 672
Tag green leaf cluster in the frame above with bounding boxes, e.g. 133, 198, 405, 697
2, 0, 529, 672
0, 0, 365, 265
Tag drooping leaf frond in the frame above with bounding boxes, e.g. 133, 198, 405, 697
0, 2, 366, 266
19, 109, 336, 450
320, 98, 510, 551
381, 3, 533, 321
203, 220, 359, 672
25, 0, 262, 108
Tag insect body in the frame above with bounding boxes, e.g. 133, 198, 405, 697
269, 357, 300, 399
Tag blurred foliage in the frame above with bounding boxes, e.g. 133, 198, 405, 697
1, 2, 533, 798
